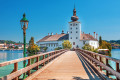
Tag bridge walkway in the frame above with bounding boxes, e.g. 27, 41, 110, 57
26, 51, 106, 80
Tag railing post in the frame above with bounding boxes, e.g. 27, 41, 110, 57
43, 55, 45, 66
95, 55, 97, 67
99, 56, 102, 71
116, 62, 120, 80
28, 59, 31, 76
13, 62, 18, 80
106, 58, 109, 77
36, 57, 39, 70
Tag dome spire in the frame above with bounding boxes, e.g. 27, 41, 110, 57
71, 4, 79, 21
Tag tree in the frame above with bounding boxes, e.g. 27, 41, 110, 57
54, 47, 62, 50
14, 46, 19, 49
27, 37, 40, 54
62, 40, 72, 49
99, 36, 102, 47
82, 44, 92, 51
43, 47, 48, 52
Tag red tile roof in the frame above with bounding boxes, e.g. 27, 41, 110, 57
37, 34, 69, 42
80, 33, 98, 41
37, 33, 97, 43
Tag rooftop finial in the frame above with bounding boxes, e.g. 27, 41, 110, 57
23, 13, 26, 18
74, 3, 75, 9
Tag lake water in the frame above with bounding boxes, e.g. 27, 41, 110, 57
0, 49, 120, 78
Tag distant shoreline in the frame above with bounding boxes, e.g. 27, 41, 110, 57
0, 49, 23, 51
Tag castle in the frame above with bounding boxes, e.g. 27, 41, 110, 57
37, 7, 99, 51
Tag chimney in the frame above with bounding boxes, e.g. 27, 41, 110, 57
83, 32, 84, 34
61, 30, 64, 34
51, 32, 53, 35
56, 33, 57, 35
48, 33, 50, 36
96, 34, 98, 40
89, 33, 90, 35
94, 32, 95, 38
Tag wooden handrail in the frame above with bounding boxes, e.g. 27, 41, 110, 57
0, 49, 64, 67
0, 49, 68, 80
76, 49, 120, 79
81, 49, 120, 63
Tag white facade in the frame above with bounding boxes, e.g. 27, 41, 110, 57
69, 22, 81, 48
37, 41, 63, 52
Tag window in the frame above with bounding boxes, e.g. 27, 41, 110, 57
70, 24, 72, 26
76, 37, 78, 39
73, 42, 75, 45
54, 44, 55, 47
76, 31, 78, 33
73, 23, 75, 26
49, 44, 50, 47
76, 27, 78, 29
71, 37, 72, 39
76, 24, 77, 26
70, 27, 72, 30
83, 37, 85, 39
83, 41, 86, 45
71, 31, 72, 33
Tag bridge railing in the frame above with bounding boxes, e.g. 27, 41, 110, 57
0, 49, 68, 80
76, 49, 120, 80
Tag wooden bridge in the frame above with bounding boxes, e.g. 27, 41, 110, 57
0, 49, 120, 80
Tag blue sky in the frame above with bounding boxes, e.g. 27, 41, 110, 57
0, 0, 120, 43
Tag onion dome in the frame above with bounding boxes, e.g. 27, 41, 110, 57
71, 7, 79, 21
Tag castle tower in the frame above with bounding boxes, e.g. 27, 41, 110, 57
69, 6, 81, 48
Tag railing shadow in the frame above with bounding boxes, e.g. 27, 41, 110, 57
76, 52, 102, 80
73, 76, 89, 80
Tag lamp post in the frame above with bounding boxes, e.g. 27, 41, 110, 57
20, 13, 29, 78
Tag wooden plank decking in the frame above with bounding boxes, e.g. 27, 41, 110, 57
26, 51, 89, 80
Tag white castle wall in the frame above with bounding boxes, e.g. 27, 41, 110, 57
69, 22, 81, 48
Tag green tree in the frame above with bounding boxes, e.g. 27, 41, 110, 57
54, 47, 62, 50
99, 36, 102, 47
27, 37, 40, 54
82, 44, 92, 51
62, 40, 72, 49
43, 47, 48, 52
14, 46, 19, 49
99, 40, 112, 56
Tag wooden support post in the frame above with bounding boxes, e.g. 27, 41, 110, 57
43, 55, 45, 66
13, 62, 18, 80
36, 57, 39, 70
116, 62, 120, 80
99, 56, 102, 71
28, 59, 31, 76
48, 54, 49, 62
95, 55, 97, 67
106, 58, 109, 77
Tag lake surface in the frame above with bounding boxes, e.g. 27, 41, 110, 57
0, 49, 120, 78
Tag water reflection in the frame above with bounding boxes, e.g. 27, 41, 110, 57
0, 50, 23, 77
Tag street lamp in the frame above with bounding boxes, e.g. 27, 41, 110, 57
20, 13, 29, 78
